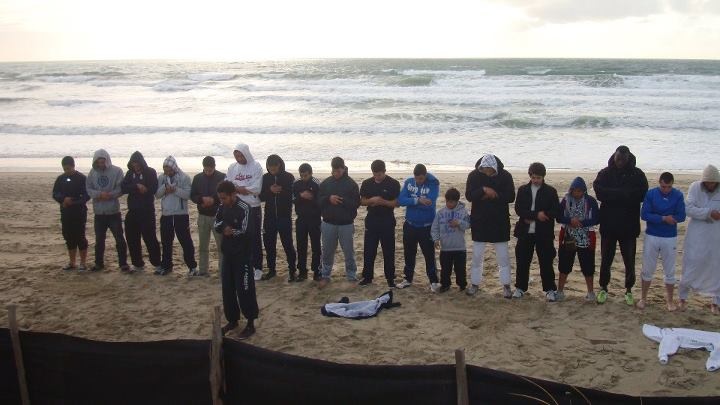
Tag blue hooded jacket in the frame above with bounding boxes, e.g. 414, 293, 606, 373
398, 173, 439, 227
641, 187, 686, 238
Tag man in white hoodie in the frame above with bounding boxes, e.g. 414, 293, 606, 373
155, 156, 197, 276
226, 144, 264, 281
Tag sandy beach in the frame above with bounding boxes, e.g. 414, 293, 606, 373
1, 170, 718, 397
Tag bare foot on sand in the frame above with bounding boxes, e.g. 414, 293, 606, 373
712, 304, 719, 315
679, 300, 688, 312
636, 299, 646, 310
666, 301, 677, 312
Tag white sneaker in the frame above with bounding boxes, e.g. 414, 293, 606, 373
546, 290, 558, 302
503, 285, 512, 299
430, 283, 441, 293
397, 279, 412, 289
188, 267, 200, 277
512, 288, 525, 299
466, 284, 479, 296
254, 269, 263, 281
132, 265, 144, 273
585, 292, 596, 302
556, 291, 566, 301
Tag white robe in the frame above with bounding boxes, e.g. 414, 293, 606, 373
643, 324, 720, 372
680, 181, 720, 297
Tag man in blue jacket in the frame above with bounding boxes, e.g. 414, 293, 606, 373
639, 172, 686, 311
397, 164, 440, 291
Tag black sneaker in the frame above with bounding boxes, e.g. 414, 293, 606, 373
387, 281, 397, 288
120, 265, 131, 273
358, 278, 372, 286
89, 264, 104, 272
439, 286, 450, 293
159, 268, 172, 276
296, 272, 308, 282
221, 321, 238, 336
288, 273, 297, 283
237, 325, 255, 340
261, 271, 276, 281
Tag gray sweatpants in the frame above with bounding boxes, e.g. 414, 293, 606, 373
320, 221, 357, 280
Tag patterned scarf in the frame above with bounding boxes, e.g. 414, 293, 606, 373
564, 194, 590, 248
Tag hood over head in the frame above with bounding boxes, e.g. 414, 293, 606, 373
702, 164, 720, 183
569, 176, 587, 193
92, 149, 112, 170
475, 154, 504, 175
265, 154, 286, 172
127, 151, 148, 170
233, 143, 255, 164
607, 146, 637, 170
163, 155, 182, 174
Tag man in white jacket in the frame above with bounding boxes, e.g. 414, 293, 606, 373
155, 156, 197, 276
679, 164, 720, 313
226, 144, 264, 281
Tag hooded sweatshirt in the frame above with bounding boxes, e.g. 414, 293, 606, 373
86, 149, 124, 215
592, 151, 649, 238
225, 143, 263, 207
558, 177, 600, 249
319, 167, 360, 225
155, 156, 192, 216
641, 186, 686, 238
398, 172, 440, 227
431, 201, 470, 251
121, 151, 158, 212
259, 155, 296, 220
465, 155, 516, 243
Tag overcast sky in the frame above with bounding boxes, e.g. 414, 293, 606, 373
1, 0, 719, 61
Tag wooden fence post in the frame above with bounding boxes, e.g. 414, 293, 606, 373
7, 305, 31, 405
210, 305, 224, 405
455, 348, 469, 405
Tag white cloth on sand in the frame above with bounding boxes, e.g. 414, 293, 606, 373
321, 291, 400, 319
680, 181, 720, 298
643, 324, 720, 372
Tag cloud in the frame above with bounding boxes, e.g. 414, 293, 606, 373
498, 0, 720, 24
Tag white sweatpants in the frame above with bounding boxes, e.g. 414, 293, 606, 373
641, 234, 677, 284
470, 241, 511, 286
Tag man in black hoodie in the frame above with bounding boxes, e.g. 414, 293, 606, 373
191, 156, 226, 276
53, 156, 90, 271
318, 157, 360, 288
512, 162, 560, 301
120, 151, 161, 273
465, 154, 516, 298
292, 163, 322, 281
259, 154, 297, 281
593, 145, 648, 306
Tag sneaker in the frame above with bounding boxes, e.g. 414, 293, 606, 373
466, 284, 479, 296
296, 272, 308, 282
154, 266, 163, 275
346, 276, 358, 282
430, 283, 441, 293
62, 264, 76, 271
237, 325, 256, 340
503, 285, 512, 299
312, 273, 321, 281
439, 286, 450, 293
556, 290, 566, 302
624, 292, 635, 306
288, 273, 297, 282
221, 321, 238, 336
89, 264, 104, 272
597, 290, 608, 304
187, 267, 198, 276
397, 279, 412, 289
77, 264, 87, 272
120, 264, 131, 273
158, 268, 172, 276
132, 265, 144, 273
585, 292, 596, 302
546, 290, 558, 302
254, 268, 263, 281
512, 288, 525, 299
261, 270, 276, 281
358, 278, 372, 286
387, 281, 397, 289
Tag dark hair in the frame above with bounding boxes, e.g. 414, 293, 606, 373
371, 159, 386, 173
266, 154, 282, 169
413, 164, 427, 176
528, 162, 546, 177
331, 156, 345, 170
217, 180, 236, 195
61, 156, 75, 167
299, 163, 313, 174
445, 188, 460, 201
615, 145, 630, 155
659, 171, 674, 184
202, 156, 215, 168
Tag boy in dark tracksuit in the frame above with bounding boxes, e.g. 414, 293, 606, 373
215, 180, 258, 339
53, 156, 90, 271
259, 154, 297, 281
513, 162, 560, 301
292, 163, 322, 281
121, 151, 161, 272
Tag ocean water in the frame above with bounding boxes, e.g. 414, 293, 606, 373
0, 59, 718, 173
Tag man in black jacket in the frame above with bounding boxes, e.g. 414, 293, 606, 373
191, 156, 226, 276
259, 154, 297, 281
292, 163, 322, 281
318, 157, 360, 288
512, 162, 560, 301
120, 151, 160, 273
465, 154, 516, 298
53, 156, 90, 271
593, 145, 648, 305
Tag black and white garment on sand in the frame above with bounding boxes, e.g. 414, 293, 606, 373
321, 290, 401, 320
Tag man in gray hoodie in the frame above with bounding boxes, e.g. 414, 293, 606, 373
86, 149, 128, 272
431, 188, 470, 292
155, 156, 198, 276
